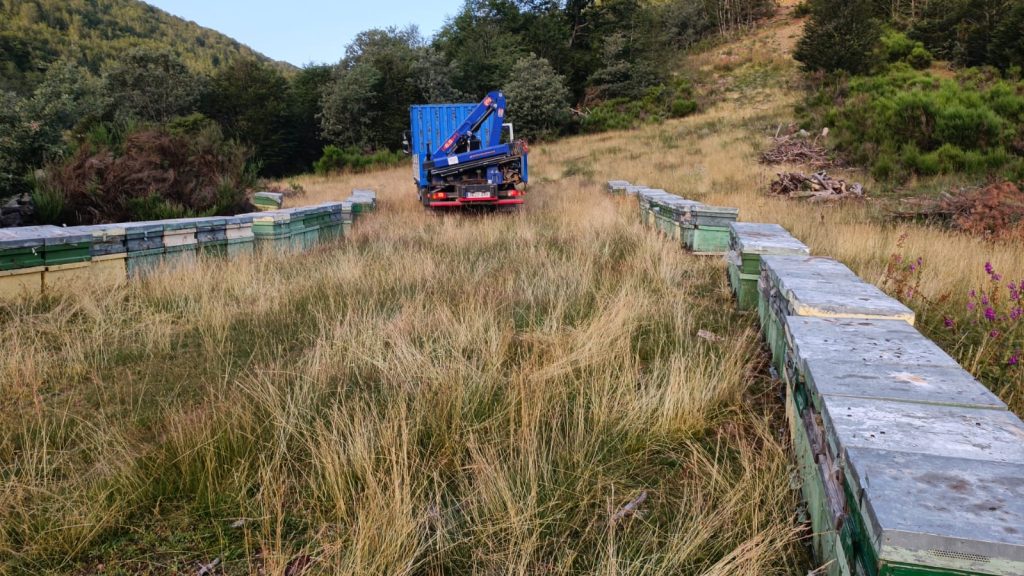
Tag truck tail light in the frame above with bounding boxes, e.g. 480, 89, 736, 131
431, 191, 447, 200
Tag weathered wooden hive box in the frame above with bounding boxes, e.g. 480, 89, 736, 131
783, 316, 1024, 576
727, 223, 809, 310
759, 255, 914, 373
673, 204, 740, 254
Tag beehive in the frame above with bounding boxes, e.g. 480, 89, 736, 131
252, 191, 284, 210
193, 217, 229, 257
760, 256, 914, 373
252, 211, 294, 252
161, 219, 199, 269
225, 215, 255, 258
675, 204, 739, 254
0, 266, 43, 298
843, 448, 1024, 575
0, 227, 47, 271
727, 223, 809, 310
606, 180, 630, 194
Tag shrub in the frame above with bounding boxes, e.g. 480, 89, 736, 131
313, 145, 405, 175
34, 122, 256, 225
907, 46, 933, 70
805, 67, 1024, 181
581, 79, 696, 133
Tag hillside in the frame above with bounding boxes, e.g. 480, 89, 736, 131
0, 0, 292, 94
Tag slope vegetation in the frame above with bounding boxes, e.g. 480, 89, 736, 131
0, 0, 289, 94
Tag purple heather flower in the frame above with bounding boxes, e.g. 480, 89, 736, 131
990, 329, 1001, 338
944, 317, 955, 328
970, 290, 977, 298
986, 262, 995, 275
993, 273, 1003, 282
985, 307, 997, 321
982, 295, 990, 306
1009, 353, 1020, 367
1011, 308, 1023, 321
967, 302, 977, 311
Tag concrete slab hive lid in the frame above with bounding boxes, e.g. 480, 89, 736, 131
820, 395, 1024, 463
803, 357, 1007, 410
121, 221, 165, 236
781, 276, 916, 323
11, 225, 92, 247
0, 226, 62, 249
227, 214, 254, 225
844, 447, 1024, 571
761, 255, 861, 287
253, 192, 284, 202
606, 180, 630, 191
74, 223, 128, 238
784, 317, 958, 371
689, 204, 739, 217
730, 223, 810, 255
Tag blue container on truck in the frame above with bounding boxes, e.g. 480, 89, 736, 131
406, 91, 529, 208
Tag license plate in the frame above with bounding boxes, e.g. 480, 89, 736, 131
467, 191, 492, 199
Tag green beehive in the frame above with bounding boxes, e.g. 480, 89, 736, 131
225, 215, 255, 258
340, 202, 354, 237
192, 217, 229, 257
728, 223, 809, 310
252, 192, 284, 211
27, 226, 93, 265
126, 247, 166, 278
313, 203, 344, 242
675, 204, 739, 254
0, 227, 47, 270
251, 211, 294, 252
350, 189, 377, 213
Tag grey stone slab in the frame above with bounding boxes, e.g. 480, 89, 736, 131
761, 254, 861, 286
784, 317, 957, 369
803, 358, 1007, 410
821, 396, 1024, 463
607, 180, 631, 192
729, 222, 810, 255
0, 226, 59, 249
782, 278, 915, 323
845, 447, 1024, 571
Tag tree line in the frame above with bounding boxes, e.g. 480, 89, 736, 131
2, 0, 779, 202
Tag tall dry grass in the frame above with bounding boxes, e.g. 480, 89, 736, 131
0, 165, 807, 573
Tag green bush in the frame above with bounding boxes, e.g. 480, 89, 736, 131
313, 145, 405, 175
806, 67, 1024, 181
880, 30, 917, 63
582, 79, 696, 133
907, 46, 933, 70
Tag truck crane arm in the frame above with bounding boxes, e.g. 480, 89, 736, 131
433, 90, 506, 158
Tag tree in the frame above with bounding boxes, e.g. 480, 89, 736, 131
320, 27, 426, 150
503, 53, 571, 140
794, 0, 882, 74
102, 47, 202, 122
288, 64, 333, 173
201, 59, 295, 176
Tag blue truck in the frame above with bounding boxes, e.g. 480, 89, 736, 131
405, 91, 529, 208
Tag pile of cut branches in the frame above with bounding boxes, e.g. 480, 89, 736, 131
894, 182, 1024, 239
769, 171, 865, 201
760, 133, 837, 169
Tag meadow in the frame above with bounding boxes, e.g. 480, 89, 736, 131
0, 159, 807, 573
3, 6, 1021, 574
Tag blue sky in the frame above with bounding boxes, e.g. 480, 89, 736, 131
146, 0, 465, 67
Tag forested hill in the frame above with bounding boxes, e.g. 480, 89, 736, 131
0, 0, 292, 94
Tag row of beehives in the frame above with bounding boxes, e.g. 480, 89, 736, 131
0, 190, 376, 299
726, 221, 1023, 575
607, 180, 739, 254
